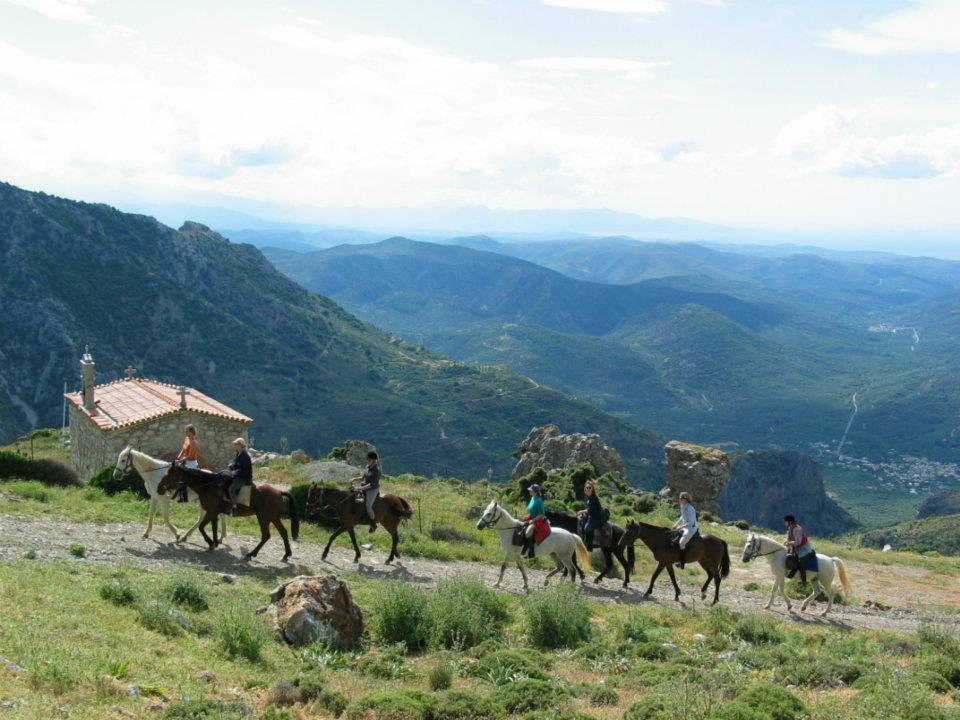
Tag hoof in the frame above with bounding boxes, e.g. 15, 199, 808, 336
674, 594, 681, 602
142, 532, 149, 539
701, 591, 707, 600
763, 604, 772, 610
282, 555, 291, 563
353, 557, 360, 564
594, 577, 602, 584
321, 553, 329, 561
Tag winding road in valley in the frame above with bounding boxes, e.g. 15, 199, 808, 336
0, 514, 956, 636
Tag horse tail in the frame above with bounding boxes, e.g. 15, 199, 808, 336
720, 540, 731, 579
834, 557, 852, 596
574, 534, 592, 572
396, 496, 413, 520
282, 491, 300, 541
627, 541, 636, 573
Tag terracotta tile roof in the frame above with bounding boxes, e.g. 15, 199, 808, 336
65, 378, 252, 431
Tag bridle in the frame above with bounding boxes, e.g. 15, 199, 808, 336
477, 503, 523, 530
745, 535, 781, 560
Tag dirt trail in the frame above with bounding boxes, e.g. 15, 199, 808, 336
0, 514, 955, 636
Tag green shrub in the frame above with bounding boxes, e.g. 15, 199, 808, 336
26, 655, 81, 694
493, 679, 572, 714
68, 543, 86, 558
356, 644, 411, 679
524, 584, 591, 649
294, 668, 326, 700
87, 463, 147, 497
373, 582, 429, 651
260, 708, 293, 720
854, 677, 951, 720
266, 679, 302, 708
98, 577, 136, 606
473, 648, 549, 683
3, 480, 49, 502
346, 689, 436, 720
743, 582, 760, 591
703, 604, 737, 637
137, 600, 184, 637
430, 525, 482, 544
624, 697, 669, 720
634, 493, 659, 514
734, 614, 783, 645
918, 624, 960, 655
782, 656, 869, 687
523, 712, 593, 720
428, 577, 509, 650
910, 669, 954, 694
627, 641, 674, 661
429, 664, 453, 690
921, 655, 960, 688
433, 689, 504, 719
725, 684, 807, 720
619, 612, 663, 643
588, 684, 618, 706
215, 605, 269, 661
167, 571, 209, 612
163, 699, 250, 719
0, 450, 79, 486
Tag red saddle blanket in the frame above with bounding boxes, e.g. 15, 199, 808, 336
532, 516, 551, 543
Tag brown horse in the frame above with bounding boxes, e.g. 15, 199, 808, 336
620, 520, 730, 604
306, 484, 412, 564
159, 463, 299, 561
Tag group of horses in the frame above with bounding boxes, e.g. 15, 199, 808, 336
118, 447, 852, 615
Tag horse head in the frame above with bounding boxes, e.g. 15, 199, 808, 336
114, 446, 134, 480
619, 520, 639, 548
476, 499, 501, 530
741, 532, 760, 563
156, 462, 182, 496
306, 483, 326, 517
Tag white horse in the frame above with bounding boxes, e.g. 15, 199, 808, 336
114, 447, 226, 543
741, 532, 852, 616
476, 500, 592, 592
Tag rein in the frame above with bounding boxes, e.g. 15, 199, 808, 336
747, 540, 784, 559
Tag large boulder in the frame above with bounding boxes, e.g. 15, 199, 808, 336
511, 425, 625, 481
344, 440, 378, 468
266, 575, 363, 649
718, 450, 858, 535
661, 440, 730, 514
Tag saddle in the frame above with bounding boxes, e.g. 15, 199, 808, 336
670, 529, 700, 550
512, 525, 526, 547
354, 492, 384, 514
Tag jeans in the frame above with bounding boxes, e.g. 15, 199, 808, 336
364, 489, 379, 521
229, 478, 249, 504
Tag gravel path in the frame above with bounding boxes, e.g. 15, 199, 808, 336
0, 514, 953, 636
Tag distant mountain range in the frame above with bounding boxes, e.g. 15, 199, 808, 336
263, 237, 960, 505
0, 182, 667, 482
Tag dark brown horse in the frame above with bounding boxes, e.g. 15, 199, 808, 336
159, 463, 299, 561
620, 520, 730, 604
306, 484, 412, 564
546, 510, 636, 588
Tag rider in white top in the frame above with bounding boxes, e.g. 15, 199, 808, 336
672, 491, 698, 568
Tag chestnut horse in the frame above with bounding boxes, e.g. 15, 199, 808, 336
621, 520, 730, 604
159, 462, 298, 561
306, 484, 412, 564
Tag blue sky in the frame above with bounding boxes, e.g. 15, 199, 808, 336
0, 0, 958, 243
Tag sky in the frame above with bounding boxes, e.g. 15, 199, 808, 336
1, 0, 959, 246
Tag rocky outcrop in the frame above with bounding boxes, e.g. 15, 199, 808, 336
717, 450, 857, 535
266, 575, 363, 649
344, 440, 378, 468
918, 489, 960, 519
511, 425, 625, 481
660, 441, 730, 514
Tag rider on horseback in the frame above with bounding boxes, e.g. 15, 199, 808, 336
578, 481, 607, 549
227, 438, 252, 516
522, 484, 546, 559
354, 451, 381, 533
784, 514, 817, 584
672, 491, 697, 569
176, 425, 201, 469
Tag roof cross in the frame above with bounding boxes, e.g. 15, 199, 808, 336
178, 385, 189, 410
124, 366, 138, 380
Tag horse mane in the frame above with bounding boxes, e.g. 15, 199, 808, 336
755, 534, 786, 550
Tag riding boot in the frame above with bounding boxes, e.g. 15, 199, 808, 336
799, 567, 807, 585
677, 546, 686, 569
522, 537, 534, 559
369, 519, 378, 533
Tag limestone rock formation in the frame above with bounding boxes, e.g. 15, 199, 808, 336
660, 440, 731, 514
345, 440, 378, 468
717, 450, 857, 535
511, 425, 625, 481
266, 575, 363, 649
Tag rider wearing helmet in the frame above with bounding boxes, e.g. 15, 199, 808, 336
671, 491, 697, 569
522, 483, 546, 559
784, 514, 817, 584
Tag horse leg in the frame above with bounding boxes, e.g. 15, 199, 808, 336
699, 561, 713, 601
143, 496, 157, 539
494, 556, 508, 588
385, 529, 399, 565
348, 528, 361, 562
322, 527, 345, 560
246, 516, 271, 559
616, 547, 630, 588
544, 555, 562, 587
645, 562, 665, 598
665, 564, 682, 601
273, 518, 292, 562
801, 579, 818, 612
179, 510, 204, 543
197, 512, 215, 550
220, 513, 228, 542
713, 565, 722, 605
820, 580, 834, 617
158, 495, 180, 541
594, 549, 611, 584
517, 557, 530, 593
780, 575, 792, 611
211, 515, 219, 547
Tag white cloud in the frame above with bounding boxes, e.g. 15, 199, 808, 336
824, 0, 960, 55
514, 56, 667, 80
0, 0, 134, 33
774, 105, 960, 179
541, 0, 668, 16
